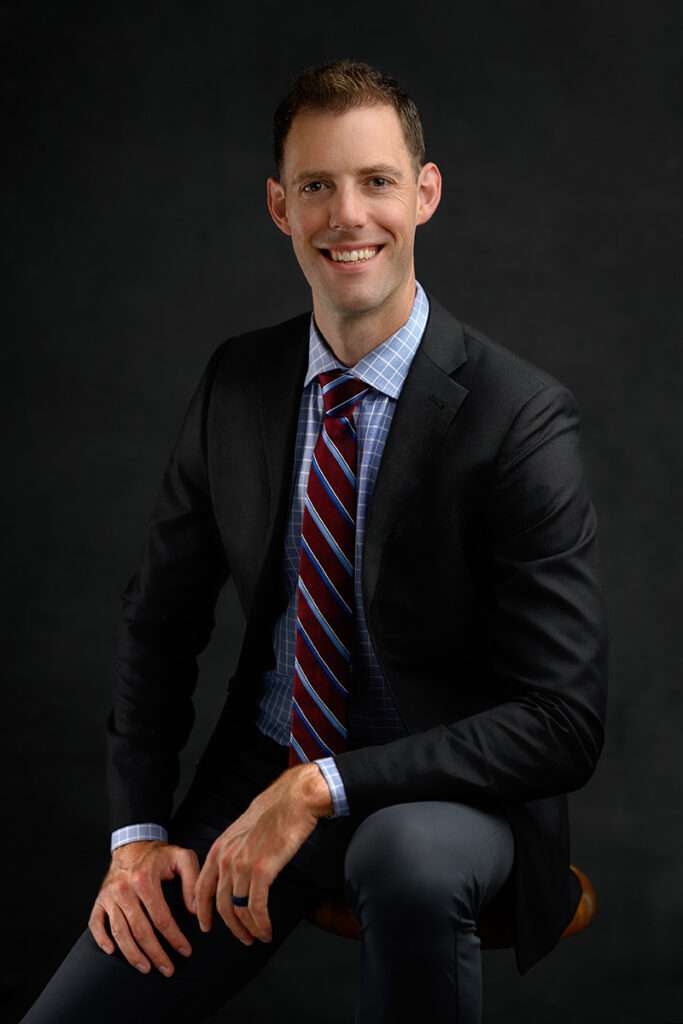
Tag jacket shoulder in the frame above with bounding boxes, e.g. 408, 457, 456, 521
210, 310, 310, 377
425, 291, 572, 408
460, 319, 570, 405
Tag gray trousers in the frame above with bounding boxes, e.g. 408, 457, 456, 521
19, 729, 514, 1024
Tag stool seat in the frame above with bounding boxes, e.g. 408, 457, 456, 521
307, 863, 596, 949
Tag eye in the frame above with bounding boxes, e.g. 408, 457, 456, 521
302, 181, 327, 194
369, 177, 390, 187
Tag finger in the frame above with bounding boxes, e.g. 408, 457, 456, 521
107, 902, 152, 974
117, 895, 176, 977
194, 856, 219, 933
175, 847, 200, 916
229, 868, 268, 944
247, 868, 273, 943
88, 902, 114, 954
136, 879, 193, 960
216, 868, 256, 946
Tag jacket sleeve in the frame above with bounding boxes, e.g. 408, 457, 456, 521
106, 343, 230, 832
333, 383, 609, 815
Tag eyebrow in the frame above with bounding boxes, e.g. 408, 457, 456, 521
291, 164, 404, 186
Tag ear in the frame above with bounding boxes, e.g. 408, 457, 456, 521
266, 177, 292, 237
415, 162, 442, 227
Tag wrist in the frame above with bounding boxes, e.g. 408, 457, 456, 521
112, 839, 164, 864
297, 763, 334, 819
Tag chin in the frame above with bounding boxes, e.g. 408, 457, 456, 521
332, 294, 383, 319
329, 280, 392, 314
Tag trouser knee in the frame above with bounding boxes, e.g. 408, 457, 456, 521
344, 802, 488, 928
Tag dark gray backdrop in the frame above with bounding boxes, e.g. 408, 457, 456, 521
4, 2, 682, 1021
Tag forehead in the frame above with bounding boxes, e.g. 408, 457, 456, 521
282, 103, 411, 181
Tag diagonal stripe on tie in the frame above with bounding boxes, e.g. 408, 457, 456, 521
295, 618, 350, 697
303, 495, 353, 575
295, 604, 349, 698
311, 455, 354, 523
300, 535, 353, 616
294, 657, 349, 738
289, 369, 369, 766
297, 577, 350, 661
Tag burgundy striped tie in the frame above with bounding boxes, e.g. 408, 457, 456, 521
288, 369, 369, 766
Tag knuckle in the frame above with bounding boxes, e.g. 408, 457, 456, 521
123, 904, 139, 925
220, 910, 237, 934
128, 914, 149, 939
133, 923, 157, 947
140, 937, 164, 961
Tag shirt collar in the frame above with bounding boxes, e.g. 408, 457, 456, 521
304, 280, 429, 400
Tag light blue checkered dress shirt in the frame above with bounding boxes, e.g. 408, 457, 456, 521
111, 281, 429, 850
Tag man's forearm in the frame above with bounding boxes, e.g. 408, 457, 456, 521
111, 762, 336, 853
298, 762, 334, 818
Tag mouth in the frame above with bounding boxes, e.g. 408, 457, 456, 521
319, 244, 385, 266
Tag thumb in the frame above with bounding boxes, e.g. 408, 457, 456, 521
174, 847, 200, 915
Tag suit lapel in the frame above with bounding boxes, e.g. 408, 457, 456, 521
255, 314, 310, 602
258, 315, 310, 533
361, 294, 469, 619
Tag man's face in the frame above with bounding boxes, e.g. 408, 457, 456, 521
267, 103, 440, 320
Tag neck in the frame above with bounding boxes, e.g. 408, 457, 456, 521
312, 273, 417, 367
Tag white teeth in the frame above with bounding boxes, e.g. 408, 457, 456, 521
329, 247, 379, 262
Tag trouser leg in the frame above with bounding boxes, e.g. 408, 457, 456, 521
344, 800, 515, 1024
19, 817, 324, 1024
18, 729, 331, 1024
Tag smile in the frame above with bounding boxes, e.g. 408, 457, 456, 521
320, 245, 383, 263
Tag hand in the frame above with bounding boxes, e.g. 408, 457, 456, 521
194, 763, 332, 946
88, 840, 199, 977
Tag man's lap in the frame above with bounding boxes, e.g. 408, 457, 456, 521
19, 815, 324, 1024
18, 731, 515, 1023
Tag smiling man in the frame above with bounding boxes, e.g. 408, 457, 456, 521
21, 60, 607, 1024
267, 100, 441, 367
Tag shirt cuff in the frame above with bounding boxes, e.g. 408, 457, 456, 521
111, 823, 169, 853
314, 758, 350, 817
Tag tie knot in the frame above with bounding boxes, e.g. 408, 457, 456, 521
318, 370, 369, 418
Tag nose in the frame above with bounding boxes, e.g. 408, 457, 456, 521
328, 183, 367, 231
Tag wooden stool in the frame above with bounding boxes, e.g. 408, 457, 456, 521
307, 863, 596, 949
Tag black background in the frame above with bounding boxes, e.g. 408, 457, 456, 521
4, 1, 682, 1021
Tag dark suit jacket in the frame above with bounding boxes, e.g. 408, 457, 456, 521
107, 292, 608, 975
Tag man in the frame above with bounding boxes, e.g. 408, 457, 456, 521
21, 59, 608, 1024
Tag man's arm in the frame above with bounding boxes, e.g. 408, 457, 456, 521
107, 341, 230, 831
333, 383, 608, 815
91, 344, 230, 975
107, 759, 345, 856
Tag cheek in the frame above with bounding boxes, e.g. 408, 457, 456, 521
288, 230, 311, 265
290, 222, 317, 260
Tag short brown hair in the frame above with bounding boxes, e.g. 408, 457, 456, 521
272, 58, 426, 181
